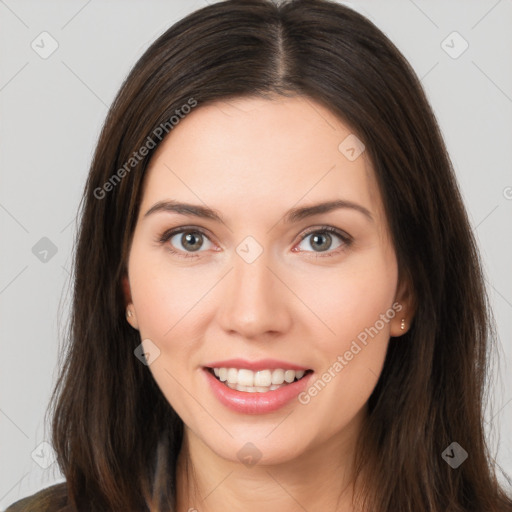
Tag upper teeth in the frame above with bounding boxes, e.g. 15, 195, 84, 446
212, 368, 306, 387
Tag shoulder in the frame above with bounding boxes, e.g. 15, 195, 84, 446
4, 482, 69, 512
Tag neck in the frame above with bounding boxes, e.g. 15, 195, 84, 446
175, 406, 367, 512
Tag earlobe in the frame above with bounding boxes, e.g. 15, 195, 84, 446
391, 310, 410, 337
391, 314, 408, 337
391, 276, 416, 337
126, 306, 139, 330
122, 275, 139, 330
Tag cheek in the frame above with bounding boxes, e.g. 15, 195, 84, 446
128, 248, 211, 413
294, 254, 397, 416
293, 252, 397, 406
292, 255, 398, 348
129, 248, 214, 341
292, 275, 397, 441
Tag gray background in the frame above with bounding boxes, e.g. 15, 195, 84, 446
1, 0, 511, 508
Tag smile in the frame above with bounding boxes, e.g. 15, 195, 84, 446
203, 365, 315, 414
207, 367, 312, 393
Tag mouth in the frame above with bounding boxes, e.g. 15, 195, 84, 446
205, 367, 314, 393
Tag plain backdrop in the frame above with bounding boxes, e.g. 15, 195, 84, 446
1, 0, 511, 508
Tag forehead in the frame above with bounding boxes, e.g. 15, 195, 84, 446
141, 96, 385, 230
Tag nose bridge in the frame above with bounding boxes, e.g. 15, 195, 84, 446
233, 251, 273, 300
217, 248, 290, 337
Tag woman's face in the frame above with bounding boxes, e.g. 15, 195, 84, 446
125, 95, 411, 465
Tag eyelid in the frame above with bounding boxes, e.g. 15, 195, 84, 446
158, 226, 213, 245
297, 225, 352, 244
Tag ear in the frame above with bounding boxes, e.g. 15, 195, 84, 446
390, 274, 416, 337
122, 274, 139, 331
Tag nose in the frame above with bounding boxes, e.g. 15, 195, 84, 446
216, 251, 292, 340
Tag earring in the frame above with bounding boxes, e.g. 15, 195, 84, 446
126, 308, 133, 318
400, 318, 405, 330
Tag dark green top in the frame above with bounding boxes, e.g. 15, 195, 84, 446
4, 483, 68, 512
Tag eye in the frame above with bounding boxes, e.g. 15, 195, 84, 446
159, 227, 214, 258
294, 226, 352, 257
158, 225, 352, 259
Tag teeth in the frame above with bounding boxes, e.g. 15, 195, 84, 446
254, 370, 272, 387
227, 368, 238, 384
210, 367, 308, 391
284, 370, 295, 383
271, 369, 285, 385
226, 381, 291, 393
238, 369, 255, 387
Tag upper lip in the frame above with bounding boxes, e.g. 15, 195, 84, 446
205, 358, 311, 371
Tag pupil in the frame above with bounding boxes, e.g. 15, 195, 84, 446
182, 232, 202, 251
311, 233, 331, 251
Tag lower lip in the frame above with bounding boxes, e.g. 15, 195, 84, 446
203, 368, 314, 415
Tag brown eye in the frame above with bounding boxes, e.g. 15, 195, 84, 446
176, 231, 204, 252
308, 232, 334, 251
295, 226, 352, 257
160, 228, 214, 257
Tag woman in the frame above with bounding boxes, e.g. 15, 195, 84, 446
7, 0, 512, 510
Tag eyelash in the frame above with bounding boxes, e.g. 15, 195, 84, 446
157, 225, 353, 259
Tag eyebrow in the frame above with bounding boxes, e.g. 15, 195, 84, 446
143, 199, 374, 224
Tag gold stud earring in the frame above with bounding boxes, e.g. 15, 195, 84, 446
400, 318, 405, 330
126, 308, 133, 318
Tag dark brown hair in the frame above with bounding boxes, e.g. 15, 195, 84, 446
7, 0, 512, 510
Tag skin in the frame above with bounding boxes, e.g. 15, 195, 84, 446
123, 96, 414, 512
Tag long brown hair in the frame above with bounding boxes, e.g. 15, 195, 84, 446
9, 0, 512, 510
